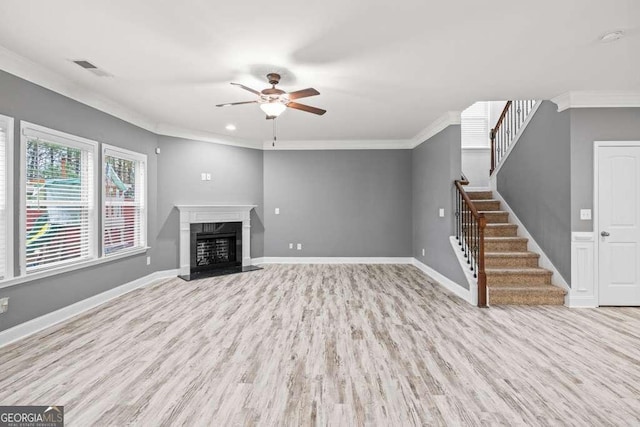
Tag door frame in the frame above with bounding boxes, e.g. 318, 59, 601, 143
593, 140, 640, 306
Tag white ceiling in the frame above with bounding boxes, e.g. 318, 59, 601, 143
0, 0, 638, 146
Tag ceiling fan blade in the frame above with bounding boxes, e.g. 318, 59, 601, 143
230, 82, 261, 95
216, 100, 258, 107
286, 102, 326, 115
287, 88, 320, 100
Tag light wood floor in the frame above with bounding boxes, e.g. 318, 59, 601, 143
1, 265, 639, 426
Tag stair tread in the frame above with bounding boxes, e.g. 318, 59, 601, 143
489, 284, 566, 294
479, 210, 509, 214
485, 251, 539, 258
485, 236, 528, 241
485, 267, 552, 275
471, 199, 500, 203
485, 223, 517, 228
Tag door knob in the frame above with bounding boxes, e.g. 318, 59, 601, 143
601, 231, 610, 237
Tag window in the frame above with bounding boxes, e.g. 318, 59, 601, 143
461, 101, 489, 147
21, 123, 98, 273
0, 115, 13, 280
102, 145, 146, 256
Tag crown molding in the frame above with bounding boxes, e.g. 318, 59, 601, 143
0, 44, 159, 133
551, 91, 640, 112
0, 44, 460, 151
262, 138, 412, 150
156, 123, 262, 150
409, 111, 461, 148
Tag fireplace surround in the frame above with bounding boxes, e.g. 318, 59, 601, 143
176, 205, 259, 280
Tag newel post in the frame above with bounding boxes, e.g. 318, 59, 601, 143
477, 214, 487, 307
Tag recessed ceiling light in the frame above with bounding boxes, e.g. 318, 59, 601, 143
225, 124, 236, 131
600, 30, 624, 43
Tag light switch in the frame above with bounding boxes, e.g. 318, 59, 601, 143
580, 209, 592, 220
289, 243, 293, 249
201, 173, 206, 181
297, 243, 302, 250
439, 208, 445, 217
206, 173, 211, 181
275, 208, 280, 215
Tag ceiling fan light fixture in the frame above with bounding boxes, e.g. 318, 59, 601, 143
260, 102, 287, 117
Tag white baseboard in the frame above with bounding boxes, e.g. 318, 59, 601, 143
253, 257, 414, 265
0, 269, 179, 348
492, 191, 570, 296
412, 258, 474, 305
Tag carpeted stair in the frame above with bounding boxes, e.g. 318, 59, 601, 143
467, 190, 566, 306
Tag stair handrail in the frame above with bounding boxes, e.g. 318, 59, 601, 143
490, 100, 536, 175
454, 179, 487, 307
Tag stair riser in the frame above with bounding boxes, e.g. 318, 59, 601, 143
485, 240, 528, 252
482, 212, 509, 224
489, 290, 565, 305
484, 226, 518, 237
485, 257, 539, 268
472, 200, 501, 211
467, 191, 494, 200
486, 273, 552, 286
461, 225, 518, 237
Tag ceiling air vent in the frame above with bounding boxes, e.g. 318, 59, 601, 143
72, 59, 112, 77
73, 60, 97, 69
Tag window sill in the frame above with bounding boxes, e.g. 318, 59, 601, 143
0, 247, 150, 290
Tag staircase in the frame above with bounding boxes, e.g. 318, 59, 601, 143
466, 190, 566, 305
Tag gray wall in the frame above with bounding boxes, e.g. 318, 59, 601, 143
263, 150, 412, 257
497, 101, 572, 283
0, 70, 159, 331
155, 136, 264, 268
569, 108, 640, 232
412, 125, 468, 288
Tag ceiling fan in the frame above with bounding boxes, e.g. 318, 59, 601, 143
216, 73, 326, 119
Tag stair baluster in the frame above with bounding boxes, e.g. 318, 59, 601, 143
454, 178, 487, 307
490, 100, 537, 175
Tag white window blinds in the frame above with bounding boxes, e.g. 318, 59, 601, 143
103, 145, 146, 256
23, 124, 97, 273
0, 115, 11, 280
461, 101, 489, 147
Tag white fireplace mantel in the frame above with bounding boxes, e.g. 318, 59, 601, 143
176, 204, 257, 275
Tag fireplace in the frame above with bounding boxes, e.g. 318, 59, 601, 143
190, 222, 242, 273
176, 204, 260, 281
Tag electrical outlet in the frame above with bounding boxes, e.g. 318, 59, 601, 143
146, 256, 151, 265
275, 208, 280, 215
289, 243, 293, 249
422, 248, 425, 256
155, 147, 161, 154
297, 243, 302, 250
0, 297, 8, 314
580, 209, 592, 220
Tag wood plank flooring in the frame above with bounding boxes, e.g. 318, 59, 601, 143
1, 264, 639, 426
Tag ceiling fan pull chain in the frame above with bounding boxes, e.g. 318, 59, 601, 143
272, 118, 277, 147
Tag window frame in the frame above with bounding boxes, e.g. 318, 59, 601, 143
0, 114, 14, 282
19, 121, 99, 276
101, 143, 148, 258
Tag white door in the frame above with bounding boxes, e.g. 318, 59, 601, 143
598, 145, 640, 305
